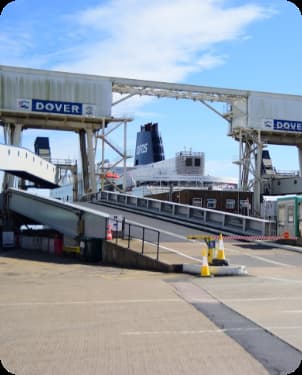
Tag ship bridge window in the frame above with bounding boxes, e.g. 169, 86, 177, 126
185, 158, 192, 166
194, 158, 201, 167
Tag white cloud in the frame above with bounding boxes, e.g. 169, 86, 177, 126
51, 0, 272, 126
0, 1, 275, 178
55, 0, 271, 81
205, 159, 238, 178
0, 30, 33, 65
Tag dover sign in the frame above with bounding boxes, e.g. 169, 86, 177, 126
262, 119, 302, 133
17, 98, 96, 117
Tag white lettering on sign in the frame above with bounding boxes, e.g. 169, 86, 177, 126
274, 119, 302, 132
33, 99, 82, 115
136, 143, 148, 155
72, 105, 81, 114
17, 99, 95, 116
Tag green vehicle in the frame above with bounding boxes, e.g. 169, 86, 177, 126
276, 196, 302, 238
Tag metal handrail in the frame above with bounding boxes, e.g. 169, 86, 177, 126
111, 217, 160, 261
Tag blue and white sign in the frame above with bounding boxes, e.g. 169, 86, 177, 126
273, 119, 302, 132
136, 143, 148, 156
17, 98, 96, 117
262, 119, 302, 133
17, 99, 31, 110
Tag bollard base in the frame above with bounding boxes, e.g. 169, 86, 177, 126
211, 258, 229, 266
183, 263, 248, 276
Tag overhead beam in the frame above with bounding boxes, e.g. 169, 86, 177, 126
111, 78, 248, 103
0, 110, 132, 131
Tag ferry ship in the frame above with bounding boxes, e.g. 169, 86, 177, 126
51, 122, 237, 201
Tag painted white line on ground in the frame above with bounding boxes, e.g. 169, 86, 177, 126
259, 276, 302, 284
158, 244, 201, 262
226, 246, 292, 267
122, 329, 224, 336
246, 254, 292, 267
122, 325, 302, 336
261, 241, 302, 254
0, 298, 182, 307
127, 220, 295, 267
220, 296, 302, 302
127, 220, 188, 241
145, 241, 202, 262
267, 326, 302, 330
127, 219, 204, 261
282, 310, 302, 314
122, 326, 298, 336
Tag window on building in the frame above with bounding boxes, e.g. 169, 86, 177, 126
192, 198, 202, 207
225, 199, 235, 209
206, 198, 216, 209
278, 204, 285, 224
185, 157, 192, 166
240, 199, 250, 208
194, 158, 201, 167
288, 205, 294, 223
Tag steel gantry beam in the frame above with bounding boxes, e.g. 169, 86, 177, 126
111, 76, 249, 103
110, 76, 302, 216
4, 65, 302, 217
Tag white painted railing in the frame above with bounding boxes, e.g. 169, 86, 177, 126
83, 190, 276, 236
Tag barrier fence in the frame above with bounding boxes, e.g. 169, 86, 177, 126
84, 190, 275, 237
187, 234, 297, 241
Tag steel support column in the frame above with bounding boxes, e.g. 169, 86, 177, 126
79, 129, 89, 194
86, 127, 96, 193
123, 121, 127, 192
297, 145, 302, 176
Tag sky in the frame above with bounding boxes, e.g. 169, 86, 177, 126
1, 0, 302, 182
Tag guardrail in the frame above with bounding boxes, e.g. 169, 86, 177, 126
82, 191, 276, 236
110, 217, 160, 260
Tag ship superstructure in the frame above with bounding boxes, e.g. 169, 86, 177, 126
50, 122, 237, 201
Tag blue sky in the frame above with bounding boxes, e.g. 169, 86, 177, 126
1, 0, 302, 180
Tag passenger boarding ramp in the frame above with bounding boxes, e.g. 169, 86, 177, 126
0, 144, 59, 188
6, 188, 108, 239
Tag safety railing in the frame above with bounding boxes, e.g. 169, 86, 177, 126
109, 216, 161, 261
83, 190, 276, 237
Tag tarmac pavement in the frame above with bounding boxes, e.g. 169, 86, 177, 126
0, 249, 274, 375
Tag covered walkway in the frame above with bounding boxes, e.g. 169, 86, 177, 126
0, 144, 58, 188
